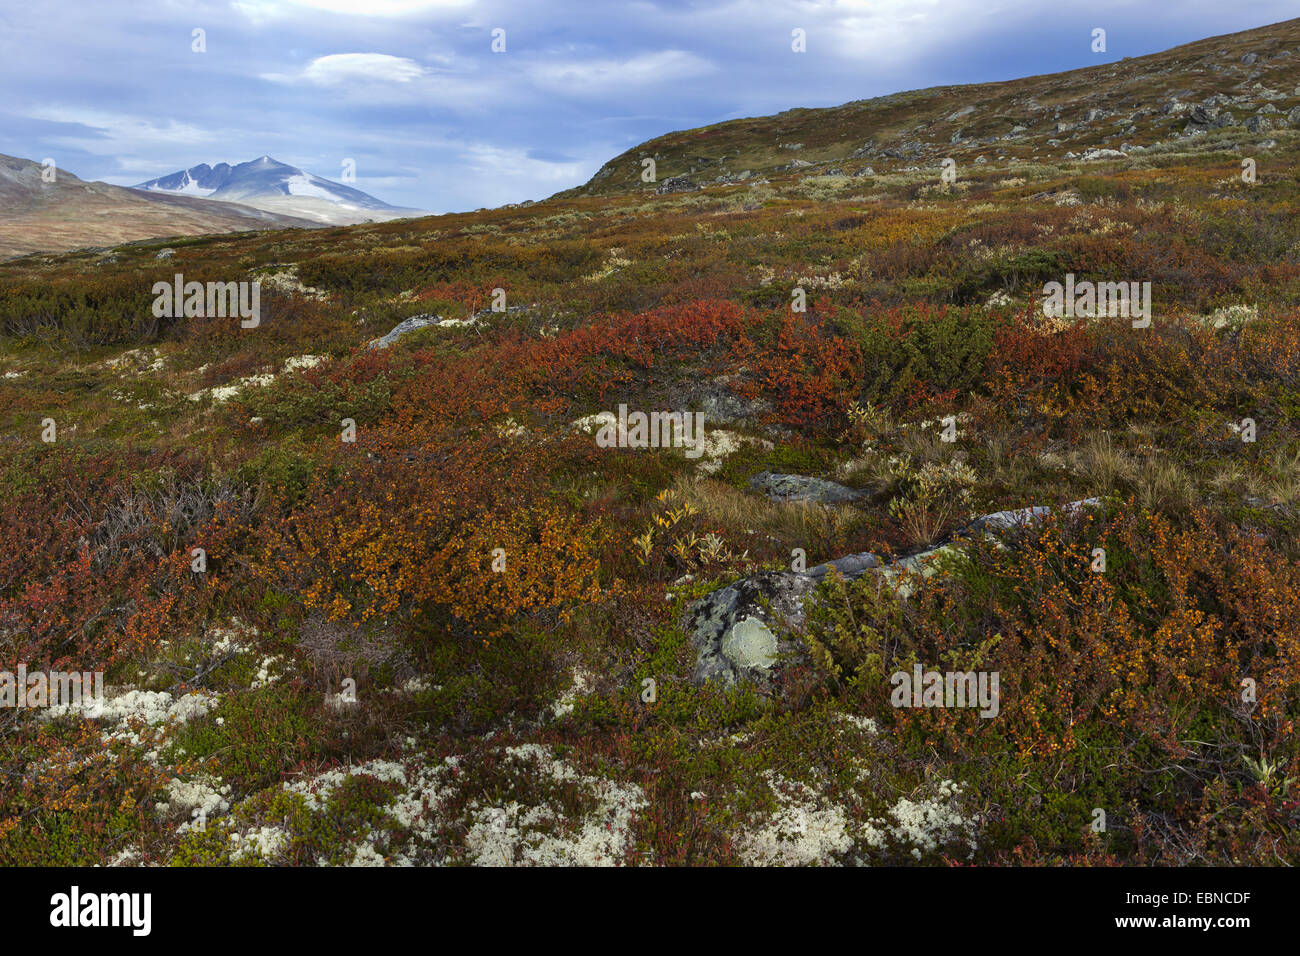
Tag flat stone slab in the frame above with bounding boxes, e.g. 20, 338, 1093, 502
749, 472, 863, 504
369, 314, 437, 348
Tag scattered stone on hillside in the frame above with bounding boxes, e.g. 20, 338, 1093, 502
881, 141, 925, 160
965, 497, 1102, 533
689, 498, 1104, 687
155, 248, 175, 259
852, 165, 876, 177
259, 266, 328, 300
806, 551, 880, 581
1079, 147, 1128, 161
655, 176, 698, 194
369, 314, 437, 348
1241, 52, 1259, 65
688, 571, 815, 687
1245, 114, 1274, 133
749, 472, 863, 504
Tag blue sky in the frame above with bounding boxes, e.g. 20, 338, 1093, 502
2, 0, 1296, 213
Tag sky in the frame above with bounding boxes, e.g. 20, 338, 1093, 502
1, 0, 1297, 213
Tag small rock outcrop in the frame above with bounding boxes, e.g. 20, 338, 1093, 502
688, 498, 1103, 687
688, 571, 816, 687
370, 314, 437, 348
749, 472, 863, 505
656, 177, 698, 195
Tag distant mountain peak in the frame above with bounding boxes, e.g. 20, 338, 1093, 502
132, 156, 420, 225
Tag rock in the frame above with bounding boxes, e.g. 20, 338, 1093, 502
155, 248, 175, 259
687, 571, 816, 686
852, 165, 876, 177
965, 497, 1101, 534
1245, 114, 1273, 133
688, 497, 1104, 687
655, 176, 698, 195
721, 617, 779, 671
1241, 52, 1259, 65
1288, 106, 1300, 125
369, 314, 437, 349
749, 472, 863, 505
1079, 147, 1128, 161
806, 551, 880, 581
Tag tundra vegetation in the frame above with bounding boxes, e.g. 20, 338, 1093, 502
4, 26, 1300, 866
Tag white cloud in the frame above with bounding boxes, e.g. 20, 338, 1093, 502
267, 52, 429, 85
532, 49, 719, 95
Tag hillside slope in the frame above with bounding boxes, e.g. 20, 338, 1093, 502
561, 17, 1300, 197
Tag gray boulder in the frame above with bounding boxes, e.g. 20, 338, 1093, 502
370, 314, 437, 349
655, 176, 698, 195
749, 472, 863, 504
688, 571, 817, 686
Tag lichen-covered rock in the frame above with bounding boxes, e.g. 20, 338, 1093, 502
749, 472, 863, 504
807, 551, 880, 580
655, 176, 698, 195
688, 571, 816, 687
369, 313, 438, 348
689, 497, 1104, 686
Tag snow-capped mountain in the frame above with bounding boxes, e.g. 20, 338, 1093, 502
134, 156, 423, 225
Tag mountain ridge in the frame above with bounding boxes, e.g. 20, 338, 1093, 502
0, 153, 322, 260
135, 155, 425, 226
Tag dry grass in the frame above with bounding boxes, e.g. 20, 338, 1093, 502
671, 474, 868, 562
